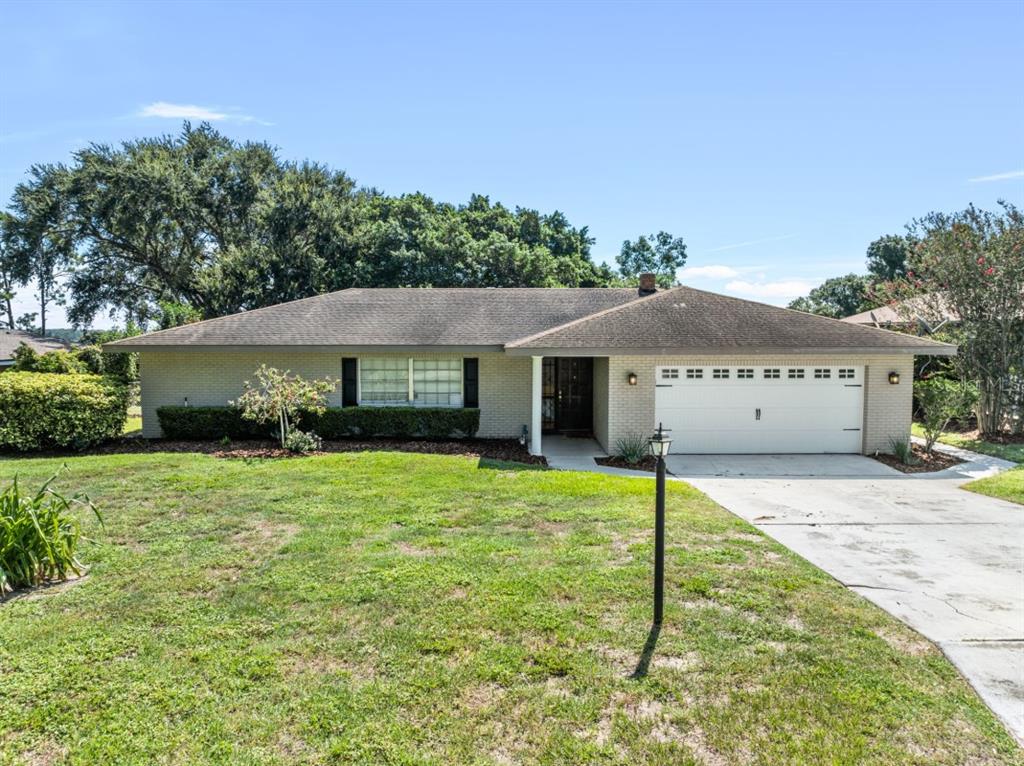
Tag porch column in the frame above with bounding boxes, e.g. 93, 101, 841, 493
530, 355, 543, 455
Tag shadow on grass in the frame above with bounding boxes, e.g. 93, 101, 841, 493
476, 458, 548, 472
630, 622, 661, 680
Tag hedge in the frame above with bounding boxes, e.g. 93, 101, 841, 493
156, 406, 481, 441
0, 373, 130, 451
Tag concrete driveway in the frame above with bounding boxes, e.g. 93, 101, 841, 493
670, 448, 1024, 742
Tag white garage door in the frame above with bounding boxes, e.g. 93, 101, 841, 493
654, 365, 864, 454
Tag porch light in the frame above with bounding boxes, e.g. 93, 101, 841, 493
647, 422, 672, 626
888, 371, 900, 385
627, 372, 638, 386
648, 422, 672, 458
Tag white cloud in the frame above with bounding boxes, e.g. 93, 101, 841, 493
679, 264, 740, 279
139, 102, 230, 121
967, 170, 1024, 183
724, 280, 815, 300
705, 234, 797, 253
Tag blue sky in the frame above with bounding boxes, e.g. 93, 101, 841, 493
2, 0, 1022, 328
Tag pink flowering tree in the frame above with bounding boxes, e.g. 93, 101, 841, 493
877, 202, 1023, 434
232, 365, 337, 447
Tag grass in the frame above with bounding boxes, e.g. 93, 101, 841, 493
913, 423, 1024, 463
123, 405, 142, 436
964, 466, 1024, 506
0, 451, 1020, 765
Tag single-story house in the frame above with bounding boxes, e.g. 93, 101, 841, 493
842, 295, 958, 332
106, 276, 955, 456
0, 329, 70, 369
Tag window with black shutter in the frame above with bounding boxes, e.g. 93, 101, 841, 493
341, 358, 358, 406
463, 358, 479, 408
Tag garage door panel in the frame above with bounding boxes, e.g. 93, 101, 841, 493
655, 365, 864, 454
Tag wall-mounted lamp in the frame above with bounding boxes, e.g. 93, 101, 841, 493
888, 372, 900, 385
627, 372, 638, 386
184, 396, 190, 407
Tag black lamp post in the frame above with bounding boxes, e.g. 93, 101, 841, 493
648, 423, 672, 625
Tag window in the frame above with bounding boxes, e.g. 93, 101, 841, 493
413, 359, 462, 406
737, 368, 754, 379
360, 358, 409, 404
712, 368, 729, 379
839, 368, 855, 379
662, 368, 680, 379
788, 368, 805, 379
763, 368, 781, 379
814, 368, 831, 379
685, 368, 702, 379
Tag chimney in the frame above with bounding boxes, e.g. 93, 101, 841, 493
638, 273, 657, 295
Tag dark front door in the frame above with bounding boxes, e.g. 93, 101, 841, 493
553, 357, 593, 434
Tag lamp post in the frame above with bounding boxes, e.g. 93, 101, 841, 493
648, 423, 672, 625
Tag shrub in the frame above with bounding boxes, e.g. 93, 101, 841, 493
11, 343, 38, 371
614, 432, 649, 465
0, 373, 130, 451
156, 405, 481, 440
0, 469, 102, 595
914, 377, 979, 453
73, 345, 106, 375
284, 429, 322, 453
232, 365, 337, 448
32, 350, 88, 374
889, 436, 918, 465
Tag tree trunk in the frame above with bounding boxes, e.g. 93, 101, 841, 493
976, 378, 1003, 436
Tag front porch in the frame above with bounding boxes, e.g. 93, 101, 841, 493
528, 355, 608, 456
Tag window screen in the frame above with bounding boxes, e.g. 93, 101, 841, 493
360, 358, 409, 404
413, 359, 462, 406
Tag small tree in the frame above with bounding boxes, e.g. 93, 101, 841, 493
915, 377, 978, 453
231, 365, 336, 448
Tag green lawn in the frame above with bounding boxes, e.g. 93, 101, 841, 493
1, 451, 1019, 765
964, 466, 1024, 506
913, 423, 1024, 463
123, 406, 143, 436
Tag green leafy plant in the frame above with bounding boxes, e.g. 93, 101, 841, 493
11, 343, 39, 371
0, 468, 102, 595
32, 350, 88, 374
0, 373, 130, 451
889, 436, 919, 466
284, 429, 322, 454
615, 432, 649, 465
73, 345, 106, 375
231, 365, 337, 448
156, 405, 481, 441
915, 377, 979, 453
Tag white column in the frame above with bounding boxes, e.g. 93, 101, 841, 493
530, 355, 543, 455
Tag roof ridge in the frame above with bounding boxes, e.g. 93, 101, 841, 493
505, 287, 680, 348
670, 284, 955, 349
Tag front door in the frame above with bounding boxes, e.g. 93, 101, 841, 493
554, 357, 593, 433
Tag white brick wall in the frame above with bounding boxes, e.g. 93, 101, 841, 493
592, 357, 610, 450
138, 350, 531, 439
598, 354, 914, 455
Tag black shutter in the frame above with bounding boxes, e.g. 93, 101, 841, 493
463, 358, 479, 408
342, 358, 358, 407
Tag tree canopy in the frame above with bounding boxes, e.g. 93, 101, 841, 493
787, 274, 873, 318
4, 123, 613, 328
616, 231, 687, 288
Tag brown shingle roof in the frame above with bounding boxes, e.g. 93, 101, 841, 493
105, 288, 645, 349
105, 286, 956, 355
0, 329, 69, 363
505, 286, 956, 355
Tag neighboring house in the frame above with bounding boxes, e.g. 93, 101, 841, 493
842, 296, 958, 332
0, 329, 70, 369
105, 276, 955, 456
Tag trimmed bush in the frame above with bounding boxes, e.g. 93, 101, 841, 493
74, 345, 106, 375
0, 373, 130, 451
32, 350, 88, 374
156, 406, 270, 440
156, 406, 481, 441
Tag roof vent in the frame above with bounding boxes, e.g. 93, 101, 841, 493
638, 273, 657, 295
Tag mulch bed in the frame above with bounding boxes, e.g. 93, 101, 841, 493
871, 443, 965, 474
9, 437, 547, 466
595, 455, 660, 473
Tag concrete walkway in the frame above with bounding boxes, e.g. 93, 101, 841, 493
545, 444, 1024, 742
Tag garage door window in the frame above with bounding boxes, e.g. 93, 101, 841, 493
763, 368, 781, 379
839, 368, 855, 379
737, 368, 754, 379
712, 368, 729, 379
685, 369, 702, 379
662, 368, 680, 379
814, 368, 831, 379
788, 368, 805, 379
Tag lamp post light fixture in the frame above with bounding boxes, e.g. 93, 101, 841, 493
648, 423, 672, 625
